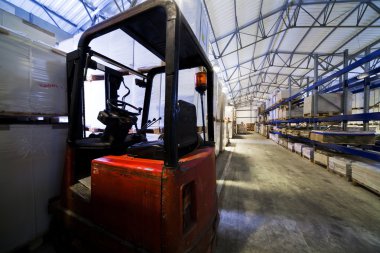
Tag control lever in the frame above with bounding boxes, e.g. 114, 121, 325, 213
139, 117, 161, 133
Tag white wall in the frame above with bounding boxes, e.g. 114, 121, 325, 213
235, 106, 258, 124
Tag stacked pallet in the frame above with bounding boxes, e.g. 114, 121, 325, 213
294, 143, 305, 155
300, 130, 311, 138
328, 156, 353, 180
310, 130, 376, 145
279, 106, 303, 119
314, 150, 333, 167
352, 161, 380, 194
287, 142, 295, 152
246, 123, 255, 131
302, 146, 314, 161
269, 133, 279, 143
237, 123, 248, 134
275, 88, 300, 103
303, 93, 352, 117
279, 137, 288, 148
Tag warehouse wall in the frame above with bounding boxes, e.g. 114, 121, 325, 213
235, 106, 258, 124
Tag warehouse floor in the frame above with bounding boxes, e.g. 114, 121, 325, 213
215, 133, 380, 253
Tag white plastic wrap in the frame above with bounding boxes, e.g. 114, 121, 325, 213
0, 125, 67, 252
294, 143, 304, 154
0, 28, 67, 115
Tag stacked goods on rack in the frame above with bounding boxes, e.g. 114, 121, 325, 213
352, 160, 380, 193
287, 129, 300, 137
303, 92, 352, 117
299, 130, 311, 138
314, 150, 334, 167
269, 108, 280, 120
302, 146, 314, 161
279, 106, 303, 119
258, 103, 266, 115
275, 88, 301, 103
310, 130, 376, 145
328, 156, 353, 180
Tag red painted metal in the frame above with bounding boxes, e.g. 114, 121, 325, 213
61, 146, 218, 252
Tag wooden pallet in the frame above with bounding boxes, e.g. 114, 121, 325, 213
327, 168, 350, 181
314, 160, 327, 168
352, 179, 380, 196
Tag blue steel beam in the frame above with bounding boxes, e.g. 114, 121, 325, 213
28, 0, 77, 28
267, 112, 380, 124
273, 132, 380, 162
322, 66, 380, 93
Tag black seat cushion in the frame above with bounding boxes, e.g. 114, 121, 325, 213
126, 100, 199, 160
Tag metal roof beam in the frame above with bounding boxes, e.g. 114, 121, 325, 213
28, 0, 77, 28
75, 0, 114, 33
212, 0, 375, 43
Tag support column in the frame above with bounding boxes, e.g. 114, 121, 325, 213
342, 49, 349, 131
313, 54, 319, 130
288, 77, 292, 128
363, 47, 370, 131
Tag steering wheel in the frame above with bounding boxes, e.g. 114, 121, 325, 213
107, 99, 142, 116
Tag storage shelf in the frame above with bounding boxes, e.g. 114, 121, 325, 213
271, 131, 380, 162
267, 112, 380, 124
264, 48, 380, 114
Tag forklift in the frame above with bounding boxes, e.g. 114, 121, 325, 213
52, 0, 218, 252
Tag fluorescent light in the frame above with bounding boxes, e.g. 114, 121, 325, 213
213, 65, 220, 72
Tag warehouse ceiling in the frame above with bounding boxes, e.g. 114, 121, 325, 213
3, 0, 380, 108
2, 0, 140, 34
204, 0, 380, 107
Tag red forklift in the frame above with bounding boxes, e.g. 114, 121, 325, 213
52, 0, 218, 252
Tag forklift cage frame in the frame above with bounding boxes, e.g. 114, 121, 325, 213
68, 0, 214, 168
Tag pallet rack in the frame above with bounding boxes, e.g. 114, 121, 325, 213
261, 48, 380, 162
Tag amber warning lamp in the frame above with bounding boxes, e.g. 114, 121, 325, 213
195, 71, 207, 94
195, 71, 207, 142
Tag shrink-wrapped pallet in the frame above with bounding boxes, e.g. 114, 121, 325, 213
303, 93, 352, 117
351, 161, 380, 194
279, 137, 288, 148
287, 142, 295, 152
302, 146, 314, 160
0, 125, 67, 252
310, 130, 376, 145
276, 88, 300, 103
328, 156, 353, 180
294, 143, 305, 154
314, 150, 333, 167
0, 27, 67, 115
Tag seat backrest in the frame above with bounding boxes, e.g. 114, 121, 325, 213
177, 100, 198, 149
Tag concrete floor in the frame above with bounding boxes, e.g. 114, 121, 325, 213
215, 133, 380, 253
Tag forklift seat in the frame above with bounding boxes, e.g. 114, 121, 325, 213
126, 100, 200, 160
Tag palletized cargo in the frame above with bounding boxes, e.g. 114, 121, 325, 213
328, 156, 353, 180
351, 161, 380, 194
